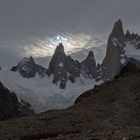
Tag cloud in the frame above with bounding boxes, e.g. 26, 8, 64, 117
0, 0, 139, 67
22, 33, 106, 63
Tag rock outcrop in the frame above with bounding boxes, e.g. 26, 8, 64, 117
0, 81, 34, 121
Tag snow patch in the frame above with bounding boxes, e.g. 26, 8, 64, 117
59, 62, 64, 67
120, 58, 126, 64
124, 42, 140, 61
112, 37, 122, 46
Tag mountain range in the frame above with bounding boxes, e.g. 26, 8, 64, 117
0, 19, 140, 112
0, 19, 140, 139
11, 19, 140, 84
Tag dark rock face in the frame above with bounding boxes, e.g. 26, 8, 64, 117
125, 30, 132, 40
101, 19, 125, 81
111, 19, 125, 44
81, 51, 96, 78
11, 56, 47, 78
47, 43, 68, 87
0, 81, 34, 121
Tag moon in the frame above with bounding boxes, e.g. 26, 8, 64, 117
56, 36, 61, 41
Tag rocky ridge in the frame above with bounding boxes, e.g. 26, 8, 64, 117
0, 81, 34, 121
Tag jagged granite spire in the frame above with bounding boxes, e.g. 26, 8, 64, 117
111, 19, 125, 44
47, 43, 81, 89
47, 43, 67, 88
47, 43, 66, 76
101, 19, 125, 81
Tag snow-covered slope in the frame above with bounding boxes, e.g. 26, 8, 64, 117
0, 69, 102, 112
124, 42, 140, 61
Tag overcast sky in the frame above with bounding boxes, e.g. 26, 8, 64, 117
0, 0, 140, 68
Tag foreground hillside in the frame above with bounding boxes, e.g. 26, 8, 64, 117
0, 62, 140, 140
0, 81, 34, 121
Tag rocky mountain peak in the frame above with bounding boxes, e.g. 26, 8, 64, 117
29, 56, 35, 63
55, 43, 65, 53
49, 43, 66, 67
53, 43, 65, 59
11, 56, 47, 78
101, 19, 126, 81
47, 43, 66, 76
111, 19, 125, 42
87, 51, 94, 58
20, 57, 35, 66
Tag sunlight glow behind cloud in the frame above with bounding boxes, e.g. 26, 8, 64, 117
23, 33, 106, 61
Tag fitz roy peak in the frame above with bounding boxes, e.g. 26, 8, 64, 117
101, 19, 125, 81
101, 19, 140, 81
